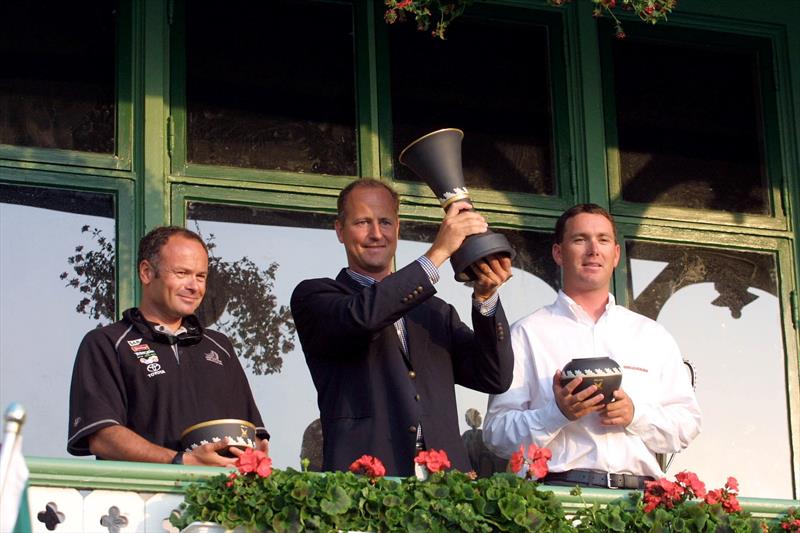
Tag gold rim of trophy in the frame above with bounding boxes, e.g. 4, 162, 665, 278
180, 418, 255, 438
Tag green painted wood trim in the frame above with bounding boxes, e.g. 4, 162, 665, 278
26, 456, 227, 493
568, 0, 609, 207
169, 181, 565, 233
354, 1, 380, 178
115, 0, 135, 171
167, 0, 188, 178
24, 456, 799, 517
776, 240, 800, 495
0, 146, 125, 172
0, 159, 136, 180
141, 0, 170, 230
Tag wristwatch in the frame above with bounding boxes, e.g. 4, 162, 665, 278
170, 451, 185, 465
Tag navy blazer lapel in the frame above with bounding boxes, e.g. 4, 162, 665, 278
336, 268, 410, 361
335, 268, 360, 292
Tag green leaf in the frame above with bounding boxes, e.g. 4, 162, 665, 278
320, 485, 352, 515
498, 494, 526, 520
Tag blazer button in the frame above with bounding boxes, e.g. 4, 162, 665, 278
401, 297, 408, 303
417, 286, 424, 292
408, 370, 416, 379
414, 394, 420, 401
408, 425, 417, 433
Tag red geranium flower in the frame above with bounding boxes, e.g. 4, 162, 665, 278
508, 443, 552, 480
509, 445, 525, 474
414, 449, 451, 473
235, 448, 272, 478
676, 470, 707, 499
349, 455, 386, 478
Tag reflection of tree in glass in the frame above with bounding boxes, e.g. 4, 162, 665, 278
60, 225, 115, 327
197, 234, 296, 376
61, 226, 296, 375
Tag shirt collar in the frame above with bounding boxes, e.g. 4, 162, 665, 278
346, 269, 378, 287
556, 290, 616, 323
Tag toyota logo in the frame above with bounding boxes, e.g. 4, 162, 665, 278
147, 363, 162, 372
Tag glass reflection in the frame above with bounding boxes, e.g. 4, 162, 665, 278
626, 240, 791, 497
0, 2, 116, 153
610, 34, 769, 214
185, 1, 357, 175
0, 184, 115, 459
389, 15, 556, 195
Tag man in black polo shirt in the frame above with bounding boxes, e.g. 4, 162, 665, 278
67, 226, 269, 466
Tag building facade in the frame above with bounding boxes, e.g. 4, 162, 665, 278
1, 0, 798, 498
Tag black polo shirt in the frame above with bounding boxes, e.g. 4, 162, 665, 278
67, 308, 268, 456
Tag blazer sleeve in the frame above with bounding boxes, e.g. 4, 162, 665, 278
447, 299, 514, 394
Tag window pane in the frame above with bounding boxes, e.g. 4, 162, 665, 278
610, 36, 769, 214
0, 183, 115, 458
0, 2, 116, 153
626, 240, 790, 497
187, 202, 338, 470
186, 1, 357, 175
389, 16, 556, 195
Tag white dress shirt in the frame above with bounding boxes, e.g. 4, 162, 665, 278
482, 290, 701, 478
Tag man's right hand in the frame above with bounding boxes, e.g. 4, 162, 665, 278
552, 370, 605, 420
425, 201, 489, 267
183, 439, 239, 467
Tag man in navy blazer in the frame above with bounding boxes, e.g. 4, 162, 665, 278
291, 178, 514, 476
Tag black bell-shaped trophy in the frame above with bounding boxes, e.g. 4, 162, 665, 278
399, 128, 516, 282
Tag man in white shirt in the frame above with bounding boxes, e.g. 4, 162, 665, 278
482, 204, 701, 489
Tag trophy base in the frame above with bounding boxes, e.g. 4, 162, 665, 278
451, 231, 516, 282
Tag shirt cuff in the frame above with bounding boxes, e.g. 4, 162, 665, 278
416, 256, 440, 284
472, 292, 499, 317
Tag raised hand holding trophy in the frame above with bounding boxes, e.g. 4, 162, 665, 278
399, 128, 516, 282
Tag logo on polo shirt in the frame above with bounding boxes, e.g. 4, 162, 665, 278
128, 339, 166, 378
205, 350, 223, 366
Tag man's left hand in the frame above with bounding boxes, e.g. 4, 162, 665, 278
470, 254, 513, 301
599, 388, 635, 427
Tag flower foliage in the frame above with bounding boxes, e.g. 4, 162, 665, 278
384, 0, 474, 39
349, 454, 387, 478
779, 507, 800, 531
415, 448, 452, 473
572, 471, 777, 532
384, 0, 678, 40
510, 443, 552, 481
549, 0, 678, 39
642, 470, 707, 512
171, 467, 571, 532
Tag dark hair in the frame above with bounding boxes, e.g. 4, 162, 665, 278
554, 204, 617, 244
137, 226, 208, 274
336, 178, 400, 222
